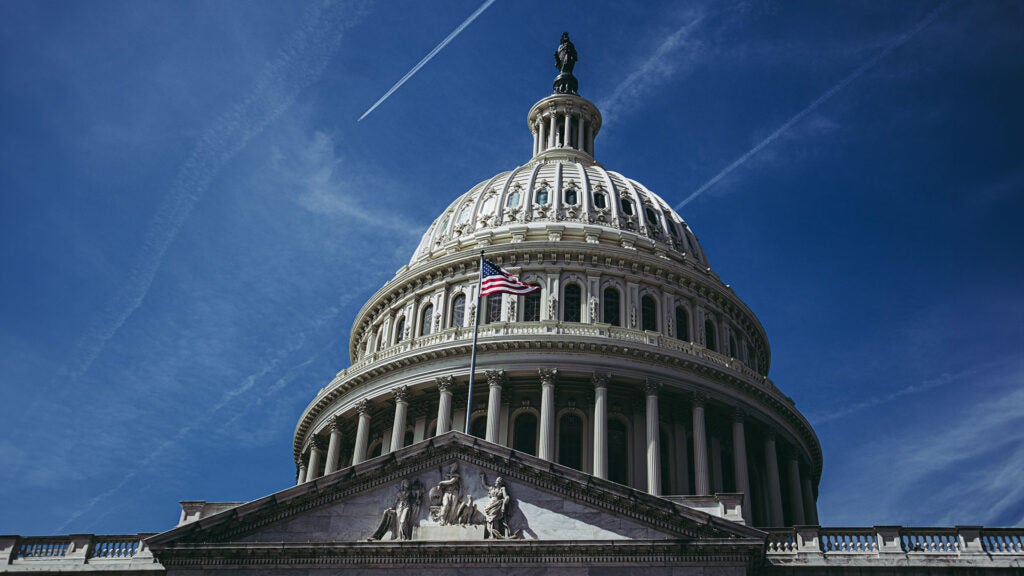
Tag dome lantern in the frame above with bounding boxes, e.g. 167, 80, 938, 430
529, 33, 602, 161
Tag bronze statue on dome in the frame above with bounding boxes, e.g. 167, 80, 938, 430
553, 32, 579, 95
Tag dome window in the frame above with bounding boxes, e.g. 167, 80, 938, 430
523, 288, 541, 321
563, 284, 582, 322
450, 294, 466, 328
603, 287, 620, 326
593, 191, 607, 209
506, 188, 521, 208
535, 185, 549, 206
513, 412, 538, 455
439, 214, 451, 234
645, 206, 659, 225
480, 195, 496, 215
557, 412, 584, 470
395, 317, 406, 343
485, 295, 502, 324
620, 198, 634, 216
564, 185, 578, 206
457, 205, 472, 225
704, 319, 718, 352
608, 418, 630, 486
420, 304, 433, 336
641, 295, 657, 331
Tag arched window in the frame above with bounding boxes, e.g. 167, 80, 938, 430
375, 328, 385, 351
705, 319, 718, 352
469, 414, 487, 439
593, 190, 607, 209
535, 185, 549, 205
451, 294, 466, 328
675, 306, 689, 341
641, 295, 657, 331
523, 288, 541, 321
486, 295, 502, 324
395, 317, 406, 343
558, 413, 584, 471
603, 287, 620, 326
369, 440, 383, 458
608, 419, 630, 486
729, 335, 738, 358
563, 283, 582, 322
513, 412, 538, 455
564, 186, 578, 206
420, 304, 433, 336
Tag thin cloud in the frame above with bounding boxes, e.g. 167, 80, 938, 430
358, 0, 497, 121
48, 1, 366, 395
675, 0, 954, 210
597, 9, 709, 126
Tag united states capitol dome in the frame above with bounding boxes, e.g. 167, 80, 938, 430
295, 34, 822, 530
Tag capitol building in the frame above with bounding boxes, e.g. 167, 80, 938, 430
2, 35, 1021, 576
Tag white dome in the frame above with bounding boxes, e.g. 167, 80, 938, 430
409, 159, 709, 268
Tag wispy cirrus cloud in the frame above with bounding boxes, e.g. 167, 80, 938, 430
674, 0, 954, 210
49, 0, 368, 394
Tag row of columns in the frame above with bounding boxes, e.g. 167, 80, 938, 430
533, 111, 595, 157
296, 371, 816, 526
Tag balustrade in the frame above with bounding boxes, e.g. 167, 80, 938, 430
982, 528, 1024, 553
90, 536, 139, 558
766, 529, 797, 553
15, 539, 68, 559
901, 528, 960, 553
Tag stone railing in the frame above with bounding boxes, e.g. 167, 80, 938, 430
0, 534, 161, 572
327, 323, 771, 396
765, 525, 1024, 567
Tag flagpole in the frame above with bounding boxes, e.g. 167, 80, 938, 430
464, 250, 485, 434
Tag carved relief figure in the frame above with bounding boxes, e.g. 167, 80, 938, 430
479, 474, 521, 539
368, 478, 423, 541
428, 462, 462, 525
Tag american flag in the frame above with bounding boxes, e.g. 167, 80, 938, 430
480, 258, 540, 296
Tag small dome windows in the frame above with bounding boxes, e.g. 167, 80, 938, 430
645, 206, 659, 225
564, 184, 579, 206
535, 184, 550, 206
456, 205, 472, 225
506, 187, 522, 208
620, 197, 635, 216
593, 189, 607, 209
480, 195, 496, 215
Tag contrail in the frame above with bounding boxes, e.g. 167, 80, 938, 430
46, 1, 365, 394
358, 0, 497, 121
675, 0, 953, 210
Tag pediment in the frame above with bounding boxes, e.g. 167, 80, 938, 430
148, 432, 762, 548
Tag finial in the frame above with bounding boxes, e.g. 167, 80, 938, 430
553, 32, 579, 95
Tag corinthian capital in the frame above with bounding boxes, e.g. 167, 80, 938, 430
539, 368, 558, 386
435, 375, 455, 393
485, 369, 506, 388
393, 385, 410, 403
592, 372, 612, 388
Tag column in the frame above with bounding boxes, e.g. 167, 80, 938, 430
538, 368, 558, 461
592, 372, 610, 479
295, 459, 306, 486
692, 394, 710, 495
324, 417, 343, 475
732, 410, 752, 524
802, 475, 819, 525
389, 385, 410, 452
563, 113, 571, 148
352, 399, 371, 464
644, 380, 662, 496
548, 113, 557, 148
577, 116, 585, 151
787, 454, 806, 525
764, 430, 785, 526
539, 121, 547, 154
435, 376, 454, 434
485, 370, 505, 443
306, 437, 325, 481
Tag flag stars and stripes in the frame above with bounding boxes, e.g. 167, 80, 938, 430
480, 258, 540, 296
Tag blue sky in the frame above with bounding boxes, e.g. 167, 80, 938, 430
1, 0, 1022, 535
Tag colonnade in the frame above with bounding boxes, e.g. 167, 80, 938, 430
295, 370, 818, 527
